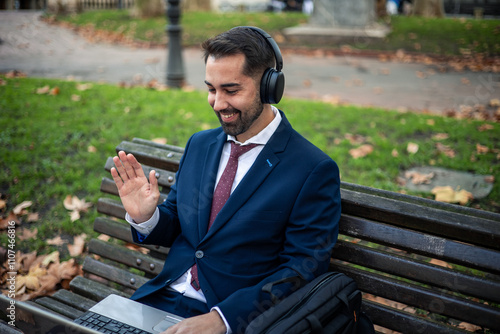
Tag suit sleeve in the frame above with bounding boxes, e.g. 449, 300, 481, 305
217, 158, 341, 333
130, 136, 194, 247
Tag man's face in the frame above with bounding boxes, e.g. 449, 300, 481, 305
205, 53, 268, 143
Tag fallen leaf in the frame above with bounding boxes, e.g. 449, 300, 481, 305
349, 144, 374, 159
97, 234, 110, 242
68, 234, 86, 257
46, 236, 65, 246
13, 201, 32, 215
478, 124, 494, 131
405, 171, 435, 185
431, 186, 473, 205
407, 142, 419, 154
391, 149, 399, 157
484, 175, 495, 183
476, 143, 489, 154
49, 87, 60, 95
432, 133, 449, 140
76, 83, 93, 91
436, 143, 456, 158
490, 98, 500, 107
426, 119, 435, 126
151, 138, 167, 145
71, 94, 81, 101
26, 212, 39, 223
429, 258, 452, 268
63, 195, 92, 222
87, 145, 97, 153
458, 322, 482, 331
36, 85, 50, 94
18, 228, 38, 241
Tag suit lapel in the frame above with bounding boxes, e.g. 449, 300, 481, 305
203, 112, 292, 241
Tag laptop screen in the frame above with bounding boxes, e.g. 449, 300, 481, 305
0, 294, 101, 334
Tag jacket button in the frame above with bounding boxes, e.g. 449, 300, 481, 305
195, 250, 204, 259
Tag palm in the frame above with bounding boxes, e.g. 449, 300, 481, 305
111, 151, 160, 223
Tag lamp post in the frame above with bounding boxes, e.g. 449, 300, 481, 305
166, 0, 185, 88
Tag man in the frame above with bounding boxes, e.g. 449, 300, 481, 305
111, 26, 341, 334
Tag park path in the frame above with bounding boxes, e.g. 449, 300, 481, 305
0, 10, 498, 113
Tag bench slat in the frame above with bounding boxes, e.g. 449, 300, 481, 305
97, 197, 126, 220
35, 297, 84, 320
132, 137, 185, 153
341, 188, 500, 251
334, 240, 500, 303
82, 257, 148, 290
338, 264, 500, 331
51, 289, 97, 312
69, 275, 130, 301
93, 216, 169, 256
362, 299, 467, 334
88, 239, 164, 277
116, 141, 182, 172
340, 214, 500, 275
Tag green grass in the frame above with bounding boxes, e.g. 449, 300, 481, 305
51, 10, 500, 56
0, 77, 498, 256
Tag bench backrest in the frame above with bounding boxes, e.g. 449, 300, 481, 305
81, 138, 500, 333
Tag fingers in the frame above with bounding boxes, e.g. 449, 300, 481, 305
149, 169, 159, 194
112, 151, 144, 181
110, 166, 124, 190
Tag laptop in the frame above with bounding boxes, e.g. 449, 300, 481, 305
0, 293, 183, 334
74, 294, 184, 333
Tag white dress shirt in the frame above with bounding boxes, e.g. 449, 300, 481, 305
126, 107, 282, 333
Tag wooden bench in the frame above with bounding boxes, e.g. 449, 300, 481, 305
3, 137, 500, 333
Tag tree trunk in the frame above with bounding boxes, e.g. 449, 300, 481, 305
413, 0, 445, 18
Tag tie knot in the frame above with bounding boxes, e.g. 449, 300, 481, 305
230, 142, 259, 159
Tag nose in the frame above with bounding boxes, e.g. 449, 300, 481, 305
210, 92, 229, 112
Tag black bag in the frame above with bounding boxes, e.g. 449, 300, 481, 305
245, 272, 375, 334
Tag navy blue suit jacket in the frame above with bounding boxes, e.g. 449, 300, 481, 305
130, 111, 341, 333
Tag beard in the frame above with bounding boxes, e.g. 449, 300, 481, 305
216, 98, 264, 138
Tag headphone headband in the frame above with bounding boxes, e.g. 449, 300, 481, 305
240, 26, 283, 72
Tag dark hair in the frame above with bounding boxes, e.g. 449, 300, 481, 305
201, 26, 276, 80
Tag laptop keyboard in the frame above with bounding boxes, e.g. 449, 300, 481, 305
74, 311, 152, 334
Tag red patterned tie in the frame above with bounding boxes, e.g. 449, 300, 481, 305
190, 142, 258, 291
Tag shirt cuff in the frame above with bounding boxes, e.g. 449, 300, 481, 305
211, 306, 232, 334
125, 208, 159, 236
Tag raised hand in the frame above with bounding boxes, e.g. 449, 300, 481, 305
110, 151, 160, 223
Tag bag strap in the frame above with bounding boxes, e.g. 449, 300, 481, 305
261, 275, 307, 305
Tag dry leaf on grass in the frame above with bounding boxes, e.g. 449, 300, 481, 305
349, 144, 374, 159
68, 234, 87, 257
63, 195, 92, 222
2, 250, 83, 301
405, 171, 435, 185
431, 186, 474, 205
18, 228, 38, 241
436, 143, 456, 158
476, 143, 489, 154
407, 142, 419, 154
47, 236, 65, 246
13, 201, 32, 215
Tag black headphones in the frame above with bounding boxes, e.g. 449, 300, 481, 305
241, 26, 285, 104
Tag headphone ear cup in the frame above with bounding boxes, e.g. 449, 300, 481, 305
260, 68, 285, 104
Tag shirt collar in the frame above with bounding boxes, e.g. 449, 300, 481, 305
227, 106, 282, 146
